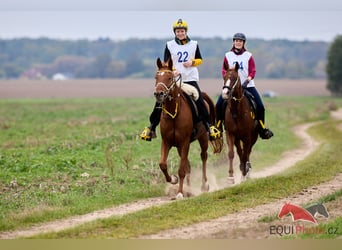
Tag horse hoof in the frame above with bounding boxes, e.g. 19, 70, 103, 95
246, 168, 251, 179
185, 191, 194, 197
241, 175, 246, 182
201, 183, 210, 192
227, 177, 235, 185
176, 192, 184, 199
170, 175, 178, 184
245, 162, 252, 179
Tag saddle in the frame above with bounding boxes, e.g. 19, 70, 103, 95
243, 89, 257, 120
221, 89, 258, 122
183, 92, 203, 141
176, 84, 205, 141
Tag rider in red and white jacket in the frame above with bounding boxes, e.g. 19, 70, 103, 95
216, 33, 273, 139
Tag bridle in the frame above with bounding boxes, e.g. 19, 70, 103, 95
223, 73, 244, 102
154, 70, 182, 118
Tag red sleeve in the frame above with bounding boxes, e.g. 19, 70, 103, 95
222, 56, 229, 78
248, 56, 256, 79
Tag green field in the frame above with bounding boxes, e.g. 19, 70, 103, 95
0, 96, 341, 238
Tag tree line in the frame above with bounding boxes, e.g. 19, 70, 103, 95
0, 37, 330, 80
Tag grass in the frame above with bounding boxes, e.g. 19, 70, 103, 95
0, 96, 341, 237
30, 120, 342, 239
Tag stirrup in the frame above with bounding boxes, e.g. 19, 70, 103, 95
209, 125, 221, 140
139, 127, 156, 141
260, 128, 274, 140
258, 120, 273, 140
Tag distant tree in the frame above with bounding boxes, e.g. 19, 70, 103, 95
125, 56, 144, 77
2, 63, 22, 78
326, 35, 342, 96
90, 54, 112, 78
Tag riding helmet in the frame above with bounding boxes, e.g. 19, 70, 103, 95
233, 33, 246, 41
173, 19, 188, 32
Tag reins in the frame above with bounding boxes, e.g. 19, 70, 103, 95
225, 76, 244, 102
155, 70, 182, 119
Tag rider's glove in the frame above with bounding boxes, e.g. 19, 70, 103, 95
242, 79, 250, 88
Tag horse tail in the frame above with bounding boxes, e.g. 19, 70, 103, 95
202, 91, 216, 125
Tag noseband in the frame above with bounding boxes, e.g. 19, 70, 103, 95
224, 75, 243, 102
154, 70, 182, 118
154, 70, 180, 102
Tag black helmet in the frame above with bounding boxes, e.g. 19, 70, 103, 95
233, 33, 246, 41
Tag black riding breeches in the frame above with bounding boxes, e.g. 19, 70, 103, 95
149, 81, 211, 131
149, 102, 162, 130
215, 87, 266, 123
246, 87, 265, 122
184, 81, 211, 125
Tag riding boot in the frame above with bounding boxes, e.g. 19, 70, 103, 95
140, 102, 162, 141
258, 110, 274, 140
196, 98, 221, 140
215, 95, 226, 132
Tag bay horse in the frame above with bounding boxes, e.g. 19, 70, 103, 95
154, 57, 216, 199
222, 62, 258, 183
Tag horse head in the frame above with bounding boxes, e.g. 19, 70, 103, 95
154, 57, 176, 103
222, 62, 242, 100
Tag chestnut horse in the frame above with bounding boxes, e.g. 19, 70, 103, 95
154, 57, 216, 199
222, 62, 258, 183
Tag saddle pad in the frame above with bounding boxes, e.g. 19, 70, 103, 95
176, 82, 199, 101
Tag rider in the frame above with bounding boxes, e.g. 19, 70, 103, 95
215, 33, 274, 139
140, 18, 221, 141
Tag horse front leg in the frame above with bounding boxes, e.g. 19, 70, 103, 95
226, 134, 235, 185
175, 144, 190, 199
159, 141, 178, 184
235, 139, 246, 179
241, 141, 252, 180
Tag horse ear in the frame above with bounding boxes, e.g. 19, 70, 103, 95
166, 57, 173, 71
157, 57, 162, 69
234, 62, 240, 71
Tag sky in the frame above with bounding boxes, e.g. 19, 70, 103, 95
1, 0, 341, 42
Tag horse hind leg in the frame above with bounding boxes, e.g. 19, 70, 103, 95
226, 137, 238, 185
227, 143, 235, 185
184, 159, 196, 197
199, 138, 209, 193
